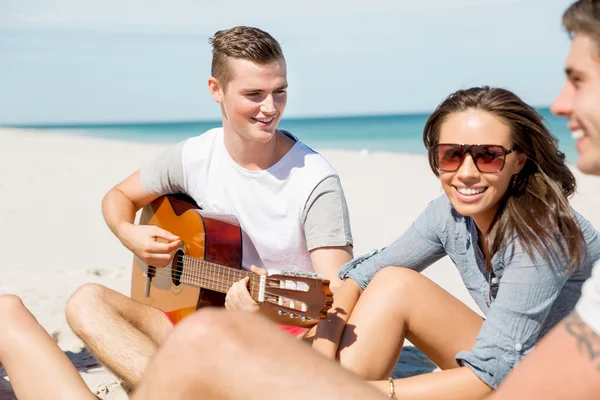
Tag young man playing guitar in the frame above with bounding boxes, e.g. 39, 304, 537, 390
64, 26, 354, 389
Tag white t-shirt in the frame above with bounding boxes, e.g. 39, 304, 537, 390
140, 128, 352, 272
576, 260, 600, 334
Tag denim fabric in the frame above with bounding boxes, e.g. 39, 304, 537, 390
576, 260, 600, 335
339, 195, 600, 389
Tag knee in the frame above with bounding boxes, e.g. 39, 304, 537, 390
0, 295, 31, 344
0, 294, 27, 322
366, 267, 426, 309
370, 266, 421, 291
65, 283, 106, 328
172, 309, 249, 355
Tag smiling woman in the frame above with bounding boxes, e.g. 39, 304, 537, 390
312, 86, 600, 400
424, 87, 584, 273
432, 110, 526, 236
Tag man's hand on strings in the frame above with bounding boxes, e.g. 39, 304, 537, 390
225, 265, 268, 312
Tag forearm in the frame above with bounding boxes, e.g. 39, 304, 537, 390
102, 188, 138, 240
310, 245, 354, 294
370, 367, 491, 400
488, 312, 600, 400
312, 278, 363, 357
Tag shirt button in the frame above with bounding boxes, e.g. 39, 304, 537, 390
491, 277, 499, 285
514, 343, 523, 352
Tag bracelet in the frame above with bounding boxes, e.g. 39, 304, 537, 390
388, 377, 397, 399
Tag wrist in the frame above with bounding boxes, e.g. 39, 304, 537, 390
116, 221, 134, 241
367, 380, 392, 396
388, 377, 397, 399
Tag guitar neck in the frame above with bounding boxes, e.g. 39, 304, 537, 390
179, 255, 263, 300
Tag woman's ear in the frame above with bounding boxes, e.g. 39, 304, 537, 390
515, 152, 528, 173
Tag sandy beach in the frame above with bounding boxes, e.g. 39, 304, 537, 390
1, 128, 599, 399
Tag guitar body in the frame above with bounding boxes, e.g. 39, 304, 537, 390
131, 194, 242, 324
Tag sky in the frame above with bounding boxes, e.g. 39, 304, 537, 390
0, 0, 576, 125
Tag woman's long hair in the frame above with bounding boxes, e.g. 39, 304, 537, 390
423, 86, 584, 272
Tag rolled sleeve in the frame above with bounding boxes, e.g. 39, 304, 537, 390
338, 249, 382, 289
338, 196, 448, 289
576, 261, 600, 335
456, 241, 570, 389
456, 333, 516, 389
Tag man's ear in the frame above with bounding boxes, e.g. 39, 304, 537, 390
208, 77, 223, 103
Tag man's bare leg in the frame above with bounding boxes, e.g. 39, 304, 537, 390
65, 283, 173, 388
132, 309, 387, 400
0, 294, 96, 400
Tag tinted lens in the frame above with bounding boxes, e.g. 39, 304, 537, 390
436, 144, 465, 171
472, 145, 506, 172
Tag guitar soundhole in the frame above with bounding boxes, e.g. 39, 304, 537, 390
171, 249, 185, 286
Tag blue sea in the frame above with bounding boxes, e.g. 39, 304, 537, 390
24, 107, 577, 163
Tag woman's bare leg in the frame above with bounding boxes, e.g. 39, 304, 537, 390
132, 309, 387, 400
338, 267, 484, 379
0, 294, 96, 400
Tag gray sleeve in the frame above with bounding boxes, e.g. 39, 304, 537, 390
302, 175, 353, 251
139, 141, 186, 195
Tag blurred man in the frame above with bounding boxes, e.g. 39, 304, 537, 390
489, 1, 600, 398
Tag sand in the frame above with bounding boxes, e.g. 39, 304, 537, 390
1, 128, 599, 399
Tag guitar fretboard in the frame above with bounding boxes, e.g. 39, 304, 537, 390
179, 255, 262, 300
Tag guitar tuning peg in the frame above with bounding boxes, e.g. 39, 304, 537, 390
301, 316, 308, 321
277, 310, 288, 316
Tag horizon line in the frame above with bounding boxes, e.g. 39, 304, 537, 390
1, 105, 552, 129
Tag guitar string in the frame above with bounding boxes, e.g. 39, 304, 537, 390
158, 260, 318, 292
147, 270, 316, 299
139, 267, 317, 297
144, 258, 316, 284
146, 264, 294, 286
142, 267, 260, 288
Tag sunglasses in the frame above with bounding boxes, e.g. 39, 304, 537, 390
433, 143, 517, 173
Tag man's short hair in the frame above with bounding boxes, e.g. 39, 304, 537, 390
209, 26, 284, 91
563, 0, 600, 54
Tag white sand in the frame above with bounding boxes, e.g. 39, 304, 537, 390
0, 128, 599, 399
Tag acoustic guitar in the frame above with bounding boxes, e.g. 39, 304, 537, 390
130, 194, 333, 325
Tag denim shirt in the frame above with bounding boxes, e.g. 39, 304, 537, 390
339, 195, 600, 389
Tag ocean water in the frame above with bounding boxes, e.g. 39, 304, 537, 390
25, 107, 578, 163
